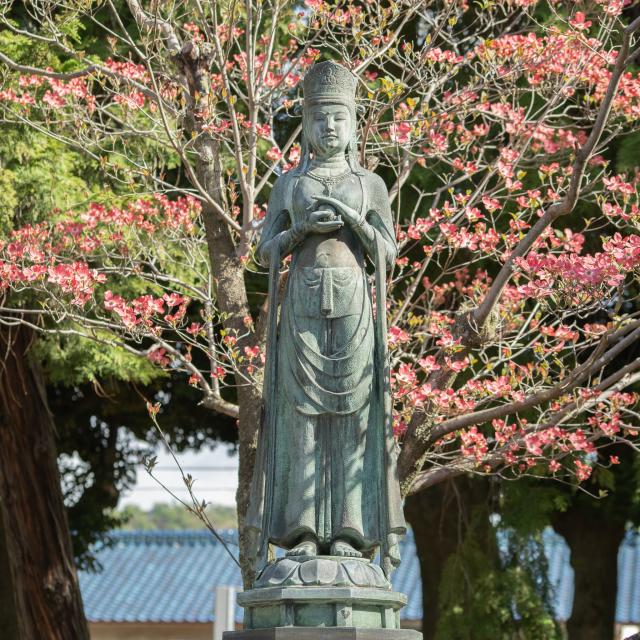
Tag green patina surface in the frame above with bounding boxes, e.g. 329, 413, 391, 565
240, 60, 420, 640
239, 582, 408, 630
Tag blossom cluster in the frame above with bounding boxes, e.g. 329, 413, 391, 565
515, 234, 640, 301
0, 196, 200, 307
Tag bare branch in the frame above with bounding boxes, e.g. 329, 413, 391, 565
125, 0, 182, 54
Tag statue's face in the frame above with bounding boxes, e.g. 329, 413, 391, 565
305, 103, 352, 159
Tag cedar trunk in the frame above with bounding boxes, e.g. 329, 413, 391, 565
0, 324, 90, 640
0, 506, 19, 638
553, 508, 624, 640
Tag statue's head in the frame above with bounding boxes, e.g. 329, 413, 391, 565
298, 61, 363, 173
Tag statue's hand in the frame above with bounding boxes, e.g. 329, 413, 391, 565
312, 195, 362, 227
303, 210, 344, 235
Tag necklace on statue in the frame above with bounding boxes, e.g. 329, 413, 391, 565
307, 168, 352, 196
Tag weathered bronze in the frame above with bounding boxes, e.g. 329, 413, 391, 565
247, 60, 406, 576
228, 61, 420, 640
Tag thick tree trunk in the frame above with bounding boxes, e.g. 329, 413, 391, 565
405, 477, 492, 640
553, 508, 624, 640
0, 506, 19, 638
0, 324, 90, 640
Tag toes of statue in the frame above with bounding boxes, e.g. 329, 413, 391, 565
330, 539, 362, 558
286, 536, 318, 557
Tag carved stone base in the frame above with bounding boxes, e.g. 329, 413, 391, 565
254, 555, 390, 590
232, 556, 420, 638
240, 585, 407, 629
223, 628, 422, 639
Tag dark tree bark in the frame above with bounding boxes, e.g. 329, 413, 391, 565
553, 506, 624, 640
0, 506, 19, 639
0, 324, 89, 640
405, 477, 492, 640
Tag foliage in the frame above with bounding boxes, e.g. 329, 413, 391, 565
49, 374, 237, 569
0, 12, 238, 570
1, 0, 640, 590
437, 510, 561, 640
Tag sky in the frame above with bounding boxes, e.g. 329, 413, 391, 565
118, 445, 239, 509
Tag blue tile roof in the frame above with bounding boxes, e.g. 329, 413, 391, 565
543, 528, 574, 622
617, 530, 640, 624
78, 528, 640, 624
79, 530, 242, 623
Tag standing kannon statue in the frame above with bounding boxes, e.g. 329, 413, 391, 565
246, 60, 406, 580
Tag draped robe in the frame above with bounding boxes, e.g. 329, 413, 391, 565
246, 166, 406, 578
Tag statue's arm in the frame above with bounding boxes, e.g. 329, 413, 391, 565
351, 173, 397, 269
255, 174, 305, 267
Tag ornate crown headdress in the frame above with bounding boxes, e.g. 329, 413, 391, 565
303, 61, 357, 107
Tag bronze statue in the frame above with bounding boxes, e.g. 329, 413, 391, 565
247, 61, 406, 579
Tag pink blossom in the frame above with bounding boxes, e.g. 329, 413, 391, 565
418, 356, 440, 372
574, 459, 593, 482
244, 345, 261, 359
492, 419, 516, 445
42, 90, 66, 109
570, 12, 592, 31
388, 325, 410, 346
148, 347, 170, 367
390, 121, 412, 144
47, 262, 105, 306
104, 291, 138, 328
163, 292, 186, 307
186, 322, 202, 335
460, 426, 488, 462
132, 294, 165, 317
266, 146, 282, 162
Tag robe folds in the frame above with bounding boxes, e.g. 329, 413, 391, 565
246, 169, 406, 578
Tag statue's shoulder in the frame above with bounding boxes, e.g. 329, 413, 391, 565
360, 169, 389, 195
360, 169, 390, 206
271, 170, 294, 194
269, 171, 297, 209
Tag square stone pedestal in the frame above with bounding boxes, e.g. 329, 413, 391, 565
224, 629, 422, 639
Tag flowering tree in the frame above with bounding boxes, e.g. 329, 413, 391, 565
1, 0, 640, 600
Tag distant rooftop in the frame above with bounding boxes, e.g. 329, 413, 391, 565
78, 528, 640, 624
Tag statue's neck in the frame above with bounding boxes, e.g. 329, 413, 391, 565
308, 154, 350, 177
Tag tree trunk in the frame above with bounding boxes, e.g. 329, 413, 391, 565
405, 477, 492, 640
553, 507, 624, 640
0, 506, 19, 639
194, 131, 263, 587
0, 324, 90, 640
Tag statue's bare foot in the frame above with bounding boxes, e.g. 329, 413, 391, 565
331, 539, 362, 558
286, 536, 318, 557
